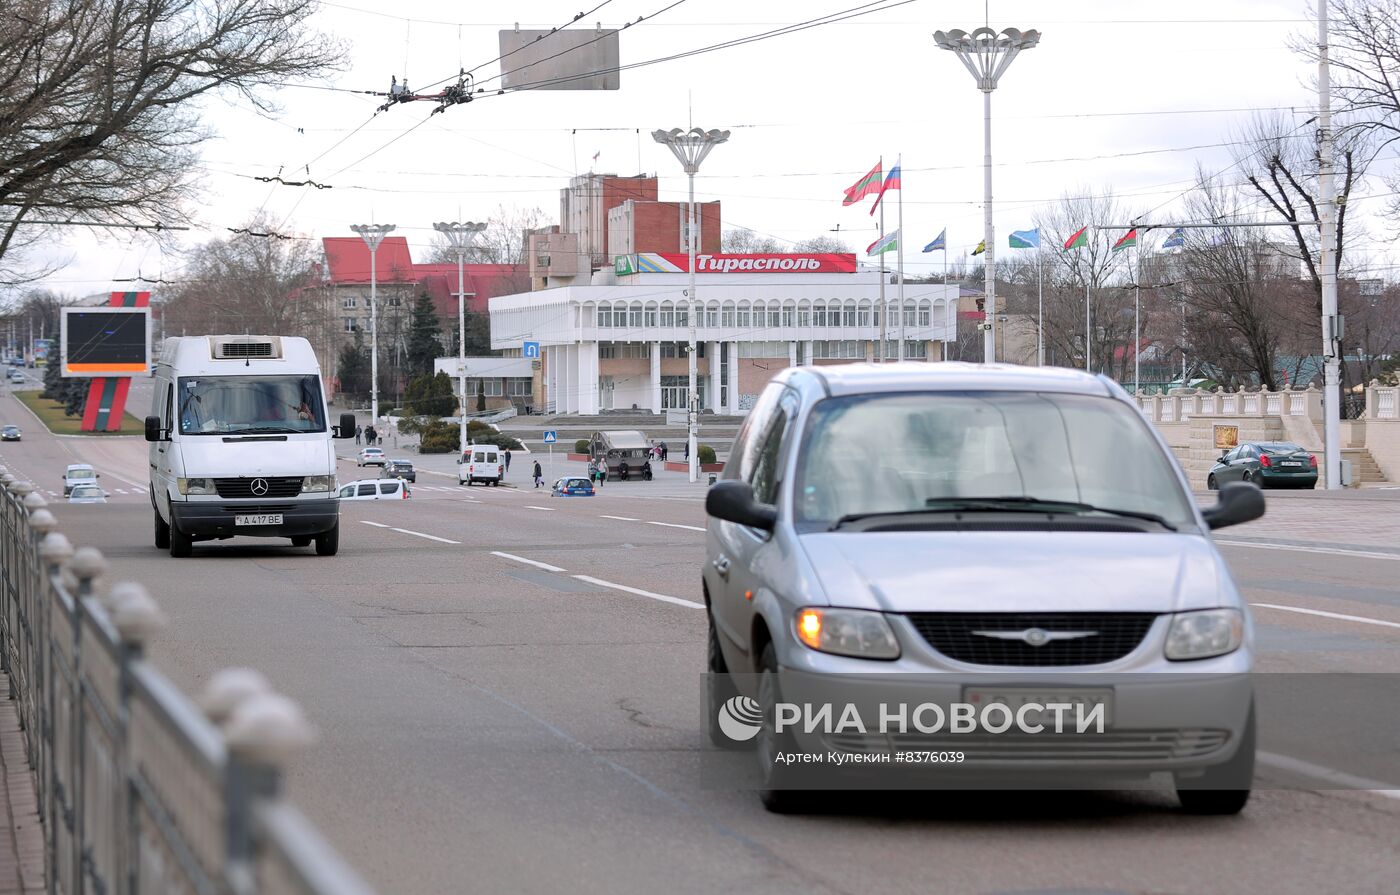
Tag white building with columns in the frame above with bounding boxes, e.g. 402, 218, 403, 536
488, 252, 958, 415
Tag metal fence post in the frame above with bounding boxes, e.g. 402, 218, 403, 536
37, 532, 73, 895
68, 546, 107, 895
203, 671, 315, 895
1, 473, 17, 680
25, 504, 55, 815
106, 582, 165, 895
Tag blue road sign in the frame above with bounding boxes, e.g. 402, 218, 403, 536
542, 430, 557, 444
523, 341, 540, 358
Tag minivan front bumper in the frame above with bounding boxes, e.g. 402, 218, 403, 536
170, 498, 338, 540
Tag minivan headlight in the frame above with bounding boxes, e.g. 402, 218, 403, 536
303, 475, 335, 493
794, 608, 900, 660
176, 477, 214, 496
1165, 609, 1244, 660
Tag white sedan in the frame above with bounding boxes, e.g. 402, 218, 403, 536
66, 485, 108, 504
357, 447, 386, 467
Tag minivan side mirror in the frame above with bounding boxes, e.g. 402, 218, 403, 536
705, 480, 777, 531
333, 412, 356, 439
1202, 481, 1265, 530
144, 415, 166, 443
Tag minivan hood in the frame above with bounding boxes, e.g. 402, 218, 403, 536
177, 436, 332, 478
798, 531, 1227, 614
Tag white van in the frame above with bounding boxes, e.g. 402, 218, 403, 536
458, 445, 503, 486
145, 335, 356, 557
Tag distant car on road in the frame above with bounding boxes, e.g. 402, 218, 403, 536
1207, 442, 1317, 490
380, 459, 416, 483
0, 425, 20, 441
66, 485, 108, 504
62, 464, 98, 497
7, 370, 24, 383
357, 447, 386, 467
551, 476, 595, 497
704, 363, 1265, 815
337, 479, 406, 501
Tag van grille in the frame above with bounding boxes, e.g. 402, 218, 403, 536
218, 342, 272, 358
209, 336, 282, 359
213, 477, 303, 499
905, 612, 1158, 667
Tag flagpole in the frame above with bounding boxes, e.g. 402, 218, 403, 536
1036, 240, 1044, 366
896, 154, 906, 362
877, 160, 886, 363
1085, 276, 1092, 373
943, 242, 949, 361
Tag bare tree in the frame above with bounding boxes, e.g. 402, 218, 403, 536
720, 229, 784, 253
0, 0, 343, 281
792, 235, 852, 253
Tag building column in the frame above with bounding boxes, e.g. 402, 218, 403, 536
558, 345, 573, 413
707, 341, 721, 410
578, 341, 600, 414
650, 341, 662, 413
804, 340, 815, 367
734, 341, 743, 409
788, 341, 798, 370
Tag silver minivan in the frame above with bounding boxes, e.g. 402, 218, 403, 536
703, 363, 1265, 814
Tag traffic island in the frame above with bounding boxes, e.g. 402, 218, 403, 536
13, 390, 141, 436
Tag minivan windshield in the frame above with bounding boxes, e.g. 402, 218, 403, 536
178, 375, 325, 435
794, 391, 1196, 532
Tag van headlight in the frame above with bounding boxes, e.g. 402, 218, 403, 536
176, 477, 214, 496
1165, 609, 1244, 660
303, 475, 335, 493
794, 608, 901, 660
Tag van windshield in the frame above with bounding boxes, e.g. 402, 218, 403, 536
177, 375, 326, 435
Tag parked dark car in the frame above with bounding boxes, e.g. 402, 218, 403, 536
380, 459, 416, 483
1208, 442, 1317, 490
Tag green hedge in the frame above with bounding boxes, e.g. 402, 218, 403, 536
575, 439, 590, 454
698, 444, 717, 464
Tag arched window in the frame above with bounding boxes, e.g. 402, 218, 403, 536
767, 302, 782, 328
797, 300, 812, 328
918, 300, 931, 327
737, 300, 752, 329
813, 301, 826, 327
660, 301, 676, 327
644, 301, 658, 327
612, 302, 627, 328
843, 300, 857, 328
588, 302, 606, 328
629, 302, 643, 328
721, 301, 736, 328
857, 300, 872, 327
705, 301, 720, 328
781, 301, 795, 328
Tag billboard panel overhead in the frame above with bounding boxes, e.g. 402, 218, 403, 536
60, 306, 151, 377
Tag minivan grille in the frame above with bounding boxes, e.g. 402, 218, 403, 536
905, 612, 1158, 667
213, 477, 303, 499
217, 342, 272, 358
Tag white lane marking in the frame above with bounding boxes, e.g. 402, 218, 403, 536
572, 575, 705, 610
491, 551, 567, 573
361, 520, 391, 528
114, 488, 128, 494
1216, 539, 1400, 561
389, 527, 460, 545
525, 505, 555, 511
1258, 752, 1400, 799
1251, 602, 1400, 631
600, 515, 640, 522
645, 521, 706, 532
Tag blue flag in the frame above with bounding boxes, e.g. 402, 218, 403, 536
1008, 228, 1041, 249
1162, 227, 1186, 248
922, 229, 947, 253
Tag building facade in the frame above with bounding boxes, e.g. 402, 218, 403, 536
490, 251, 958, 414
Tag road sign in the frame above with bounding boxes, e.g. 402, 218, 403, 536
542, 430, 557, 444
523, 341, 540, 358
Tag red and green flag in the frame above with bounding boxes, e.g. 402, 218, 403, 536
1063, 226, 1088, 250
1111, 228, 1138, 252
843, 160, 883, 206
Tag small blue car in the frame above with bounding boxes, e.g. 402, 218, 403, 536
551, 476, 595, 497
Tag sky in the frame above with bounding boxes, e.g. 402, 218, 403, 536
24, 0, 1389, 298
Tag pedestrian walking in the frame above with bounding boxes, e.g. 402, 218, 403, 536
354, 424, 362, 445
684, 441, 690, 462
533, 460, 543, 488
503, 448, 512, 474
660, 441, 668, 461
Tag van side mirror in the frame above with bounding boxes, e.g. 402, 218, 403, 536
333, 412, 357, 439
1202, 481, 1265, 530
705, 480, 776, 531
144, 415, 166, 443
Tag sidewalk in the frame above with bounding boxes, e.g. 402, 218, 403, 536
0, 672, 43, 894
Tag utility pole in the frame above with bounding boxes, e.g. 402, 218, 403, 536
350, 224, 396, 426
1317, 5, 1342, 489
434, 220, 487, 452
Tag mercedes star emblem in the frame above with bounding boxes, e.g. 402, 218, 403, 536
249, 478, 269, 496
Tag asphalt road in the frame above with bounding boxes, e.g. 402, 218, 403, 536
3, 385, 1399, 895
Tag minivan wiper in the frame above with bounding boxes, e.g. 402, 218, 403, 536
923, 496, 1178, 531
828, 497, 1177, 532
226, 426, 302, 434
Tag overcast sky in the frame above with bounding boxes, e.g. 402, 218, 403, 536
28, 0, 1389, 297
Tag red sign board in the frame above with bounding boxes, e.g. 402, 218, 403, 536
645, 252, 857, 274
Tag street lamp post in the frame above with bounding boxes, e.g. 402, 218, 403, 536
934, 26, 1040, 364
350, 223, 396, 426
433, 221, 488, 452
652, 127, 730, 483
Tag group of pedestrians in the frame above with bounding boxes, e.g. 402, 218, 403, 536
354, 424, 382, 446
650, 440, 668, 461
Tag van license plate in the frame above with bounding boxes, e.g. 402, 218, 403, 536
963, 687, 1114, 729
235, 514, 282, 526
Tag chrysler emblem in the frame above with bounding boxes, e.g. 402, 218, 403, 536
971, 627, 1098, 647
249, 478, 269, 496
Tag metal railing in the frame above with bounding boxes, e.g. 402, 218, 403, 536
0, 471, 376, 895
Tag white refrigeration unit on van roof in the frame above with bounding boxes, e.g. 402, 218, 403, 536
146, 335, 357, 558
